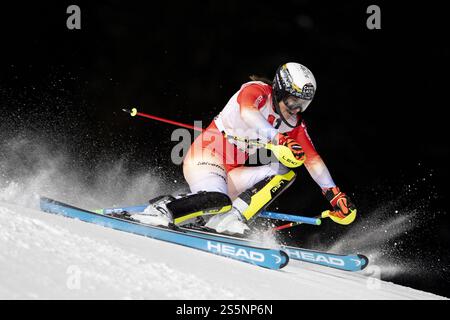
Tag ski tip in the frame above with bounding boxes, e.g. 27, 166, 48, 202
279, 251, 290, 269
39, 196, 54, 204
357, 254, 370, 270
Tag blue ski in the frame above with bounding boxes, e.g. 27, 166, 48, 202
175, 226, 368, 272
92, 202, 368, 271
39, 197, 289, 270
280, 247, 367, 271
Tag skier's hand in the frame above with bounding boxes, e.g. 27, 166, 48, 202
322, 186, 357, 225
274, 133, 305, 162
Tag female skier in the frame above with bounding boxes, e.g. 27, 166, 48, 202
136, 62, 357, 235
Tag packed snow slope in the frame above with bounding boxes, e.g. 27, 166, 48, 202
0, 201, 445, 300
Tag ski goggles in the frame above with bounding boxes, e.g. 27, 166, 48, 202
282, 95, 310, 112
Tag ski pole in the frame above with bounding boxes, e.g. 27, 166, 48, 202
274, 210, 330, 231
274, 221, 310, 231
123, 108, 204, 132
122, 108, 270, 151
274, 222, 301, 231
123, 108, 301, 167
93, 205, 147, 214
94, 204, 322, 226
259, 211, 321, 226
123, 108, 273, 149
123, 108, 269, 149
122, 108, 285, 153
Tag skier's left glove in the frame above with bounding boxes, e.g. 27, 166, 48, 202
322, 186, 357, 225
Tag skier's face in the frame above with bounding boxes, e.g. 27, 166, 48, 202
279, 98, 302, 116
282, 95, 309, 114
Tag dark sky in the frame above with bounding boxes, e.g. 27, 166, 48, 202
1, 1, 449, 296
1, 2, 448, 180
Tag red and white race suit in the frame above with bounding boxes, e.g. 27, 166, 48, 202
183, 81, 336, 200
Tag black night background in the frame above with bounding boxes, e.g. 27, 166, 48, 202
0, 1, 449, 298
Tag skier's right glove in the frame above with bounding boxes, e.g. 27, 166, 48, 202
274, 133, 306, 162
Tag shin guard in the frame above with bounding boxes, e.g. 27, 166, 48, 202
232, 170, 296, 221
164, 191, 232, 225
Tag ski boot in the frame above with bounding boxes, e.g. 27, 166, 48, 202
132, 191, 232, 228
132, 195, 175, 227
204, 207, 250, 236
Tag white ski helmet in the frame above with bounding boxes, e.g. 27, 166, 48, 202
273, 62, 317, 113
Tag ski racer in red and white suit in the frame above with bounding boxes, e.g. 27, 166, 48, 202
183, 63, 356, 234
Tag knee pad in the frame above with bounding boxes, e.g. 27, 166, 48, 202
233, 170, 296, 221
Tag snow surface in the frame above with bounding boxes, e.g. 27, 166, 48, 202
0, 201, 446, 300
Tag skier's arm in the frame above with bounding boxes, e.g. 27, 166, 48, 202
288, 121, 336, 189
290, 122, 357, 224
237, 84, 279, 141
